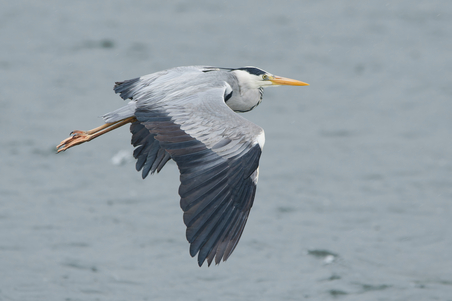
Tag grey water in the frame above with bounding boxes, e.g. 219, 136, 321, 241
1, 1, 451, 300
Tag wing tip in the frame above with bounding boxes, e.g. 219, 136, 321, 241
114, 77, 141, 100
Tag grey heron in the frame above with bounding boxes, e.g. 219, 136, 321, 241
57, 66, 309, 266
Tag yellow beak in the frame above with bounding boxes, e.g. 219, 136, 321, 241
270, 76, 309, 86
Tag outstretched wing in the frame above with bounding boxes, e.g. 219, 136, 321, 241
116, 73, 265, 266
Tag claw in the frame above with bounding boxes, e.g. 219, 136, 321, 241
56, 117, 137, 153
56, 131, 92, 153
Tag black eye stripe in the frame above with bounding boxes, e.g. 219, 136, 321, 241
235, 67, 266, 76
224, 90, 233, 102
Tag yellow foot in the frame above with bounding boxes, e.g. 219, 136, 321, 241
56, 130, 92, 153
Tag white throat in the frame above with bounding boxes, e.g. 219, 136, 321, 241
232, 70, 262, 90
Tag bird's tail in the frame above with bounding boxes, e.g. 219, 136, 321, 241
102, 101, 136, 123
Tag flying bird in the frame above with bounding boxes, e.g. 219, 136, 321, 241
57, 66, 309, 266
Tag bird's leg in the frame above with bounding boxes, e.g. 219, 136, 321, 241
56, 116, 137, 153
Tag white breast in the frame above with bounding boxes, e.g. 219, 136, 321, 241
255, 130, 265, 150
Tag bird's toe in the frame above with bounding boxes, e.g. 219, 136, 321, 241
56, 131, 90, 153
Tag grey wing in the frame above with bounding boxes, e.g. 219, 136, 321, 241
127, 82, 265, 266
130, 121, 172, 178
104, 66, 214, 174
103, 66, 218, 124
103, 103, 172, 178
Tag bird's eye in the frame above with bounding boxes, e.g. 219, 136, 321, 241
262, 74, 269, 80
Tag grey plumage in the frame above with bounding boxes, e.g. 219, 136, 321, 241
109, 66, 264, 266
57, 65, 308, 266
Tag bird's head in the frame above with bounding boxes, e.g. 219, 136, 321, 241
233, 66, 309, 89
223, 66, 309, 112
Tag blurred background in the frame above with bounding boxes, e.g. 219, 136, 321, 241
1, 1, 451, 300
